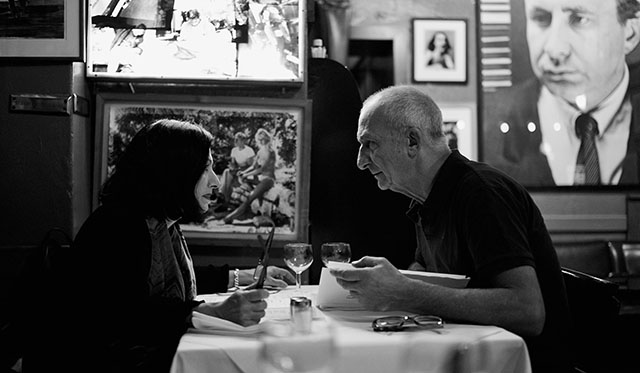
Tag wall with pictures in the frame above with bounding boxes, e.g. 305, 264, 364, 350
347, 0, 477, 103
345, 0, 639, 244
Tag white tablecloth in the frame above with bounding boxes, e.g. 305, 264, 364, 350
170, 286, 531, 373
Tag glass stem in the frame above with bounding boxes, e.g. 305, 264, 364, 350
296, 272, 302, 288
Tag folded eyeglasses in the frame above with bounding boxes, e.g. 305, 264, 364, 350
372, 315, 444, 332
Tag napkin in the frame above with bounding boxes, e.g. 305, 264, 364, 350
191, 311, 269, 336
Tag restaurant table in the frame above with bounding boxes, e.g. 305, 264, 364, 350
170, 286, 531, 373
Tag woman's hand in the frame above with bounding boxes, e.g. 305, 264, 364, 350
194, 289, 269, 326
243, 266, 295, 289
265, 266, 295, 288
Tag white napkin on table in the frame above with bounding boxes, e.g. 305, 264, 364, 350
191, 311, 270, 336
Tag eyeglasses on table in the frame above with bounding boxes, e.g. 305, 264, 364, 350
372, 315, 444, 332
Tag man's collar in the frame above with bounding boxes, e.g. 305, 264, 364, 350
406, 150, 461, 224
540, 65, 629, 136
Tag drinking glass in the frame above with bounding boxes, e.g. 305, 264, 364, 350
283, 243, 313, 289
260, 321, 335, 373
320, 242, 351, 266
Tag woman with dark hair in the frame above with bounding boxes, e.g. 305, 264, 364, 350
24, 119, 293, 373
426, 31, 454, 69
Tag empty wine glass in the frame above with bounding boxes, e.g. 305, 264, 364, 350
321, 242, 351, 266
283, 243, 313, 289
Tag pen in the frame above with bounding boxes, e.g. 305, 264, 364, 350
255, 225, 274, 289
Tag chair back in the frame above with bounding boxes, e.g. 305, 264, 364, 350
621, 243, 640, 275
0, 228, 72, 371
562, 267, 620, 373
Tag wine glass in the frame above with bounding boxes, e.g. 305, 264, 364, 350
320, 242, 351, 266
283, 243, 313, 289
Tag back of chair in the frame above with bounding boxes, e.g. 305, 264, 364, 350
1, 228, 72, 371
621, 243, 640, 275
562, 267, 620, 373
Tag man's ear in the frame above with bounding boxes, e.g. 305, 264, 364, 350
624, 15, 640, 55
406, 128, 420, 158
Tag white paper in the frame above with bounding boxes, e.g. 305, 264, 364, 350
317, 266, 365, 310
317, 262, 469, 310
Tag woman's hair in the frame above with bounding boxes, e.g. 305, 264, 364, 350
427, 31, 451, 53
255, 128, 272, 144
100, 119, 214, 222
185, 9, 200, 20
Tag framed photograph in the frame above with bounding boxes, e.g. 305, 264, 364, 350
477, 0, 640, 188
412, 18, 467, 83
0, 0, 84, 59
94, 93, 311, 247
440, 104, 477, 161
86, 0, 305, 82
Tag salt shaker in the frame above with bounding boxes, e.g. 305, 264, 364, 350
311, 38, 327, 58
290, 296, 312, 333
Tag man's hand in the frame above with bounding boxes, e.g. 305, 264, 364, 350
329, 256, 412, 311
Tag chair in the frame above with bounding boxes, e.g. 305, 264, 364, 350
0, 228, 72, 372
620, 242, 640, 276
561, 267, 620, 373
554, 241, 618, 279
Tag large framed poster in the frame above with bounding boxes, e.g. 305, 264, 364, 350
94, 92, 312, 247
87, 0, 305, 82
478, 0, 640, 189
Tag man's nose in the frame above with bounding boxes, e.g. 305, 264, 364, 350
543, 20, 571, 64
356, 146, 369, 170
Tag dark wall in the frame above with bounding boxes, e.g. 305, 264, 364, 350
0, 61, 91, 326
307, 58, 416, 283
0, 62, 90, 247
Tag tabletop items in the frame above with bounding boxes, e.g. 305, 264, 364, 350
283, 243, 314, 288
320, 242, 351, 266
176, 286, 532, 373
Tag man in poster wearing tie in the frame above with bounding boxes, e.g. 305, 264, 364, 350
488, 0, 640, 186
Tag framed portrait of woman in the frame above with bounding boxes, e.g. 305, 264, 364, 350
411, 18, 467, 83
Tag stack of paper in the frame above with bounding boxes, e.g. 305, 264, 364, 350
316, 262, 469, 310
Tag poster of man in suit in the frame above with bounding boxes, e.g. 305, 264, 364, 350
480, 0, 640, 187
